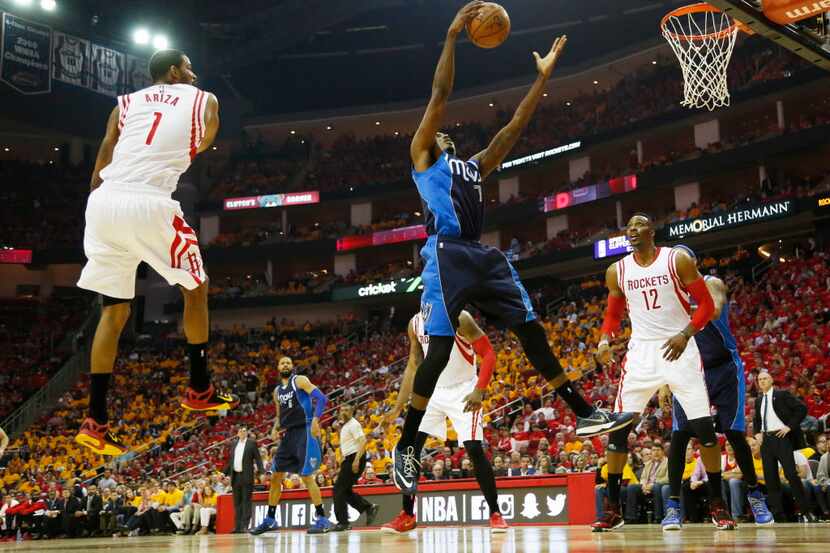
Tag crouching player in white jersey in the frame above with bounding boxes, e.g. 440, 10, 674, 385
380, 310, 508, 533
75, 50, 236, 456
592, 213, 735, 531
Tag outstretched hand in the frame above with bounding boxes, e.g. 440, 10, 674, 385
534, 35, 568, 78
463, 388, 484, 413
449, 1, 485, 36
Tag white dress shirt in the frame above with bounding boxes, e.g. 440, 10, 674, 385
233, 438, 247, 472
339, 418, 364, 458
761, 390, 787, 432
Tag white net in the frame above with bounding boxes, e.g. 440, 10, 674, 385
661, 7, 739, 111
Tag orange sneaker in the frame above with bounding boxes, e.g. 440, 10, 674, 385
74, 418, 127, 456
181, 384, 238, 411
381, 511, 417, 534
490, 512, 509, 533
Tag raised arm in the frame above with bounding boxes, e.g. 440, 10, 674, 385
197, 93, 220, 154
90, 106, 121, 191
472, 35, 567, 179
411, 1, 484, 171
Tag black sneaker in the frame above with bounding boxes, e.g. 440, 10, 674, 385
365, 504, 380, 526
392, 445, 421, 495
576, 408, 635, 438
333, 523, 351, 532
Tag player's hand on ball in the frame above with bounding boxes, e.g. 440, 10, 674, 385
534, 35, 567, 78
661, 333, 688, 361
463, 388, 485, 413
449, 1, 485, 36
310, 418, 321, 439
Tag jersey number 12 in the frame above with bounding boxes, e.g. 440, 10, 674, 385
641, 289, 661, 310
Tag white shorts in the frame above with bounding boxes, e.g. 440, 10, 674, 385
419, 378, 484, 443
614, 338, 710, 420
77, 186, 206, 300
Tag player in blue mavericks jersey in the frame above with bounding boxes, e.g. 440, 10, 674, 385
392, 1, 633, 495
250, 356, 333, 535
661, 245, 773, 529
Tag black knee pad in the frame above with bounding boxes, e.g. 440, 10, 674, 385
412, 336, 454, 398
607, 426, 630, 453
688, 417, 717, 447
511, 320, 565, 382
101, 294, 131, 306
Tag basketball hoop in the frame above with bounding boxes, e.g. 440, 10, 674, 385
661, 3, 752, 111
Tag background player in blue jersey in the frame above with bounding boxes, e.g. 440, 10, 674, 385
660, 245, 773, 529
392, 1, 633, 495
250, 356, 333, 535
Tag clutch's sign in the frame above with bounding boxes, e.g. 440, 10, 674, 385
667, 200, 793, 238
223, 191, 320, 211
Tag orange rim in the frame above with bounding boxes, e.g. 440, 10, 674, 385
660, 2, 750, 42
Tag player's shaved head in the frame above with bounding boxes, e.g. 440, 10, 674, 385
625, 212, 656, 250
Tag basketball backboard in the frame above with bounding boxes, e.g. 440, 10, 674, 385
706, 0, 830, 70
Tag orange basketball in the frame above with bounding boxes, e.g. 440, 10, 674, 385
466, 3, 511, 49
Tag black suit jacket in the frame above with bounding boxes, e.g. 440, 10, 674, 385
85, 494, 103, 515
62, 496, 82, 515
223, 439, 264, 485
753, 389, 807, 449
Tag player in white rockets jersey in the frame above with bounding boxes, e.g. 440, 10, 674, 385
591, 213, 736, 532
379, 310, 508, 533
75, 50, 236, 457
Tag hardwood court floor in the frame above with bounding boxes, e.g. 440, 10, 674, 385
7, 523, 828, 553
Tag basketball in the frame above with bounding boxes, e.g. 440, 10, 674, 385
466, 3, 511, 49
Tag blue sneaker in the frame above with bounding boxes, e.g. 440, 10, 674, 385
308, 515, 334, 535
249, 516, 278, 535
661, 499, 682, 531
392, 445, 421, 495
748, 488, 774, 526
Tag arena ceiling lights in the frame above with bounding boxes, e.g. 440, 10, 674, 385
12, 0, 56, 10
132, 27, 169, 50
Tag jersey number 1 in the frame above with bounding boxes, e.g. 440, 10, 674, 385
641, 289, 661, 310
145, 112, 163, 145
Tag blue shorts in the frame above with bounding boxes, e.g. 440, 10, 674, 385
673, 355, 746, 433
419, 235, 536, 336
271, 424, 321, 476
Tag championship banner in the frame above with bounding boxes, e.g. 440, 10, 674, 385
124, 54, 151, 93
0, 13, 51, 95
667, 200, 794, 238
91, 43, 124, 97
215, 474, 596, 533
52, 31, 90, 87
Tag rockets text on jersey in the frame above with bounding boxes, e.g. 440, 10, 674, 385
412, 312, 476, 387
99, 83, 208, 195
618, 247, 692, 341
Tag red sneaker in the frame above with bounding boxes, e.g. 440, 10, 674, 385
591, 500, 624, 532
381, 511, 417, 534
181, 384, 238, 411
710, 499, 737, 530
490, 512, 509, 533
74, 418, 127, 456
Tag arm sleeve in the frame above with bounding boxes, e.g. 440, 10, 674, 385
472, 335, 496, 390
600, 294, 626, 337
687, 277, 714, 331
310, 388, 327, 419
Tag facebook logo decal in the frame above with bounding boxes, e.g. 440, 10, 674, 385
469, 494, 514, 520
